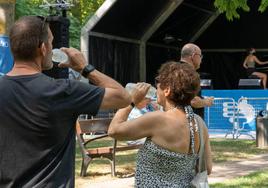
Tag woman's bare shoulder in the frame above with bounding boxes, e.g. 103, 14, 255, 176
143, 110, 177, 128
144, 110, 166, 120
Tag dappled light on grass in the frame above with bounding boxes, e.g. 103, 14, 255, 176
210, 138, 268, 163
213, 151, 256, 163
88, 152, 137, 175
75, 141, 138, 179
210, 169, 268, 188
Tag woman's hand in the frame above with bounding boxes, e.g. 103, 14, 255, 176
131, 83, 151, 105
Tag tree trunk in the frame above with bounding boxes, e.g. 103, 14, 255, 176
0, 0, 15, 35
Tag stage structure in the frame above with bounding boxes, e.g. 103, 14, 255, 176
81, 0, 268, 88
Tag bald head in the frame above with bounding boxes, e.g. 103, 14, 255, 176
180, 43, 202, 70
181, 43, 201, 58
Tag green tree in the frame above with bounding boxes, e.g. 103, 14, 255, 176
214, 0, 268, 20
15, 0, 105, 48
69, 0, 104, 25
79, 0, 105, 25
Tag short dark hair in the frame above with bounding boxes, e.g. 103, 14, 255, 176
247, 48, 255, 55
155, 61, 200, 106
10, 16, 49, 61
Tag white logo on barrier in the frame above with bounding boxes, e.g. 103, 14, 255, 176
237, 100, 255, 123
223, 102, 236, 123
0, 39, 8, 47
222, 100, 255, 123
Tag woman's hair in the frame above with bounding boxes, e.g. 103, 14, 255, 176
247, 48, 256, 55
155, 61, 200, 106
10, 16, 49, 61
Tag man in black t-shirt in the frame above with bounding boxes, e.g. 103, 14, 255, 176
0, 16, 131, 187
179, 43, 214, 117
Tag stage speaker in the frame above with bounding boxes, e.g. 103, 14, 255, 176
43, 16, 70, 79
238, 79, 262, 89
49, 16, 70, 48
200, 79, 213, 89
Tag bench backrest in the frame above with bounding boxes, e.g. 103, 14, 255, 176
77, 118, 112, 135
76, 118, 114, 155
76, 118, 143, 176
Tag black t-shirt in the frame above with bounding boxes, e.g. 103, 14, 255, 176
0, 73, 105, 187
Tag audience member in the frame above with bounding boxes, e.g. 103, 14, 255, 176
108, 62, 212, 187
127, 89, 158, 145
0, 16, 131, 187
243, 48, 268, 89
180, 43, 214, 117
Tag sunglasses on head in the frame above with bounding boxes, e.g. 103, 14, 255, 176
36, 16, 49, 47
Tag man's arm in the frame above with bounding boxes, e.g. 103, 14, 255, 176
85, 69, 131, 109
59, 47, 131, 109
191, 96, 213, 108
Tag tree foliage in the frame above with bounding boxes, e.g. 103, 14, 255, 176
15, 0, 46, 19
78, 0, 105, 25
214, 0, 268, 21
15, 0, 105, 48
259, 0, 268, 12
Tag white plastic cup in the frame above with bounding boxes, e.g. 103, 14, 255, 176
52, 48, 68, 63
125, 83, 156, 99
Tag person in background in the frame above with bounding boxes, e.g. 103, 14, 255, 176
0, 16, 131, 187
108, 62, 212, 187
69, 68, 81, 80
180, 43, 214, 117
243, 48, 268, 89
127, 87, 158, 145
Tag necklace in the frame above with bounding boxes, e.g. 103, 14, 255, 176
165, 105, 184, 111
165, 106, 177, 111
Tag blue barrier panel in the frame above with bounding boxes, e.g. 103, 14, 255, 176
203, 97, 235, 132
0, 35, 13, 75
202, 90, 268, 133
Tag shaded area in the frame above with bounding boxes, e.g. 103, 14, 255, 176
85, 0, 268, 89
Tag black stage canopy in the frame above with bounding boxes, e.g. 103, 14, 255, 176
81, 0, 268, 89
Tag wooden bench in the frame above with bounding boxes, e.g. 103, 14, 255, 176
76, 118, 143, 177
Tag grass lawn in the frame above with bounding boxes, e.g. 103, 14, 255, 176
210, 138, 268, 163
210, 169, 268, 188
75, 138, 268, 180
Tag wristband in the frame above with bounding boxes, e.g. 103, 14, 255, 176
81, 64, 95, 78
